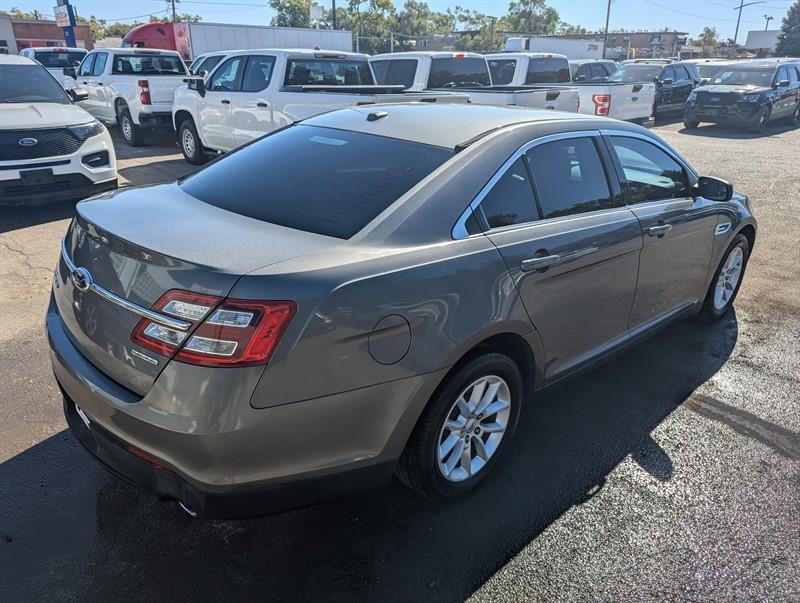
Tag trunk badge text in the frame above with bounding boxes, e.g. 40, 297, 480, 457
131, 349, 159, 366
70, 268, 93, 293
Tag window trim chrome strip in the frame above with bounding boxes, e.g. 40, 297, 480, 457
60, 238, 193, 332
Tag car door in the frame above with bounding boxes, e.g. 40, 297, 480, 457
658, 65, 676, 110
788, 65, 800, 115
672, 65, 693, 106
199, 56, 244, 151
232, 54, 276, 147
773, 66, 795, 117
479, 132, 643, 382
603, 132, 718, 331
75, 53, 97, 115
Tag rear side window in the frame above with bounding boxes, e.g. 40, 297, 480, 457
609, 136, 689, 203
92, 52, 107, 76
479, 157, 539, 229
111, 54, 186, 75
180, 125, 453, 239
372, 59, 417, 89
241, 55, 276, 92
525, 57, 571, 84
428, 57, 490, 88
488, 59, 517, 85
209, 56, 244, 91
526, 137, 616, 219
284, 59, 374, 86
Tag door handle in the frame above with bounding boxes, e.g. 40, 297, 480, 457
256, 101, 268, 108
521, 254, 561, 272
645, 224, 673, 237
221, 99, 230, 104
97, 82, 103, 86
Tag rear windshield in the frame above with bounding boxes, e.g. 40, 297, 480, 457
111, 54, 186, 75
488, 59, 517, 85
371, 59, 417, 89
428, 57, 491, 88
180, 125, 453, 239
283, 59, 374, 86
525, 57, 571, 84
34, 50, 86, 68
709, 68, 775, 87
0, 65, 69, 104
609, 65, 662, 82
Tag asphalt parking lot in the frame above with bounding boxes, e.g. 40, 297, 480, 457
1, 120, 798, 601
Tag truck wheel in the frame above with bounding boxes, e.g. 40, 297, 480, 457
683, 117, 699, 129
118, 108, 145, 146
179, 119, 209, 165
749, 106, 770, 133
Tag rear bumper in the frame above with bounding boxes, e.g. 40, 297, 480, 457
46, 297, 422, 519
137, 111, 173, 129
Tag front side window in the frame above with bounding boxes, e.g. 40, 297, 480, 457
0, 64, 70, 104
526, 137, 616, 219
776, 66, 789, 83
525, 57, 571, 84
196, 54, 224, 76
34, 50, 86, 68
111, 54, 186, 75
428, 57, 490, 88
180, 125, 452, 239
209, 56, 243, 91
488, 59, 517, 85
479, 157, 539, 229
609, 136, 689, 204
283, 59, 374, 86
371, 59, 417, 89
241, 55, 276, 92
78, 53, 95, 77
92, 52, 107, 76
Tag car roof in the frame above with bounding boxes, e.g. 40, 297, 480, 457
218, 48, 369, 60
304, 103, 612, 149
569, 58, 613, 64
27, 47, 85, 53
0, 54, 37, 66
371, 51, 484, 60
97, 48, 184, 57
485, 52, 569, 60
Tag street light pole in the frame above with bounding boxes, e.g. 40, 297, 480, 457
732, 0, 765, 58
763, 14, 773, 30
602, 0, 612, 59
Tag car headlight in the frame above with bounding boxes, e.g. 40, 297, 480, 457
69, 120, 105, 141
687, 91, 697, 103
740, 94, 761, 103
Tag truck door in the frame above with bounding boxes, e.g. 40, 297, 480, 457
199, 56, 243, 151
89, 52, 113, 120
75, 53, 98, 116
231, 55, 276, 147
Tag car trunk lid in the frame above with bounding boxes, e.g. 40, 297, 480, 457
54, 183, 335, 395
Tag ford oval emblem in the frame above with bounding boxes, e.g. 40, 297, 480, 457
70, 267, 93, 293
18, 137, 38, 147
710, 97, 720, 102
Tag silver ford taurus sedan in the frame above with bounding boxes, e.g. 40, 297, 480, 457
48, 104, 756, 518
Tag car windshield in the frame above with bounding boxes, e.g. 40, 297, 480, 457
111, 54, 187, 75
34, 50, 86, 68
428, 57, 491, 88
709, 68, 774, 87
609, 65, 662, 82
0, 64, 70, 104
283, 59, 374, 86
180, 125, 453, 239
697, 63, 728, 78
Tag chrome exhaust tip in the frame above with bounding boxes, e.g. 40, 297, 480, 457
178, 501, 198, 517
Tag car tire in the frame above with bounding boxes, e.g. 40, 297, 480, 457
749, 106, 770, 133
683, 117, 699, 129
788, 102, 800, 126
697, 233, 750, 322
118, 108, 145, 146
179, 119, 209, 165
396, 352, 523, 501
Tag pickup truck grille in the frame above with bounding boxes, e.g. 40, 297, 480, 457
696, 92, 739, 107
0, 128, 83, 161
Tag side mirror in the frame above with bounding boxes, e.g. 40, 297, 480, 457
67, 87, 89, 102
574, 74, 587, 82
661, 77, 673, 86
775, 79, 790, 88
63, 66, 77, 79
696, 176, 733, 202
188, 76, 206, 97
700, 77, 710, 86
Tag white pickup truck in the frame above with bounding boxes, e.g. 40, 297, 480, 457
19, 47, 87, 88
486, 52, 656, 125
172, 49, 468, 164
369, 51, 580, 113
64, 48, 189, 146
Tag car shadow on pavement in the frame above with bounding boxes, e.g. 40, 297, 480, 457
0, 198, 78, 234
678, 122, 797, 139
0, 312, 741, 602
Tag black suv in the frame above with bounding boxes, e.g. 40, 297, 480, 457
610, 60, 701, 116
684, 61, 800, 132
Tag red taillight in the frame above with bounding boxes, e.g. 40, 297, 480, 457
138, 79, 151, 105
593, 94, 611, 116
131, 289, 295, 368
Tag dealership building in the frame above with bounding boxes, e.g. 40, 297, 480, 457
0, 14, 93, 53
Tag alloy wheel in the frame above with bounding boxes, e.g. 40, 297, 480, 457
436, 375, 511, 482
121, 115, 133, 141
714, 246, 744, 311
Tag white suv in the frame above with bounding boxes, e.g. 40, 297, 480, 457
0, 55, 117, 204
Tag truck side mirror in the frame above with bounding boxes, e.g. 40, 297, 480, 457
188, 77, 206, 97
63, 66, 78, 79
695, 176, 733, 202
68, 87, 89, 102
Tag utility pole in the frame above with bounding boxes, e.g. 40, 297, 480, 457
602, 0, 612, 59
763, 14, 773, 30
332, 0, 337, 30
170, 0, 177, 22
731, 0, 765, 58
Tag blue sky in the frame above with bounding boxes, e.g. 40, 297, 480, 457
3, 0, 796, 41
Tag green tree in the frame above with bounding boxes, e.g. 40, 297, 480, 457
776, 0, 800, 56
393, 0, 450, 50
557, 22, 588, 35
7, 6, 44, 19
504, 0, 559, 35
270, 0, 314, 27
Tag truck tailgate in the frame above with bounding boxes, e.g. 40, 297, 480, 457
144, 75, 189, 105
